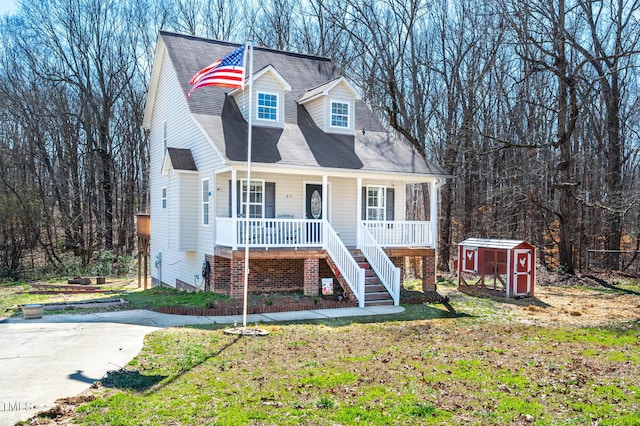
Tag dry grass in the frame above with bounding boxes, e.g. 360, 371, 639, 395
24, 273, 640, 425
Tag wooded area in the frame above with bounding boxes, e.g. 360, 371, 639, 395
0, 0, 638, 277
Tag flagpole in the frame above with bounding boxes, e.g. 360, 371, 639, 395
242, 40, 254, 330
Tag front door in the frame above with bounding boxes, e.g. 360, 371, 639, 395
305, 184, 323, 219
305, 184, 323, 244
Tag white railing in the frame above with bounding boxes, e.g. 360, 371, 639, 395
216, 218, 323, 249
324, 224, 365, 307
359, 223, 401, 305
362, 220, 434, 247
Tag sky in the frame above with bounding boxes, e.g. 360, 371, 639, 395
0, 0, 16, 16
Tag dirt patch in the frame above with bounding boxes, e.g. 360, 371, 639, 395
442, 271, 640, 327
507, 285, 640, 326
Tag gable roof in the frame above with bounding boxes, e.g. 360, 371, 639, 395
231, 64, 292, 94
298, 76, 361, 104
147, 31, 448, 178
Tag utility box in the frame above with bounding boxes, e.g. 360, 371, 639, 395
457, 238, 535, 298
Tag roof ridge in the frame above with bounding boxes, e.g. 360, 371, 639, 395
159, 31, 333, 63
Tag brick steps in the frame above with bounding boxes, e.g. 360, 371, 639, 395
351, 249, 394, 307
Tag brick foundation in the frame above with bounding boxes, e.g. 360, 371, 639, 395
205, 250, 435, 299
211, 255, 314, 298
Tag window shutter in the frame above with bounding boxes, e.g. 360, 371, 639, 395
361, 187, 367, 220
265, 182, 276, 218
386, 188, 395, 221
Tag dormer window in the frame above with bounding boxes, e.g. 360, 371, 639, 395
230, 65, 291, 128
331, 101, 349, 128
258, 92, 278, 121
298, 76, 361, 134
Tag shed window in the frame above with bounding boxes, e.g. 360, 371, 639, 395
257, 93, 278, 121
331, 101, 349, 128
202, 179, 210, 225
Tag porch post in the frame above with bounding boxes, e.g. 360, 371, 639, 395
356, 177, 362, 249
322, 175, 328, 246
231, 169, 237, 249
430, 180, 438, 248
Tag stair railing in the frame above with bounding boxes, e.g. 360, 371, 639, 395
324, 223, 365, 307
359, 223, 401, 305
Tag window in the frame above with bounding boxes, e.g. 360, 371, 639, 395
331, 101, 349, 128
241, 179, 264, 218
162, 120, 168, 154
366, 186, 385, 220
161, 187, 167, 209
257, 93, 278, 121
202, 179, 210, 225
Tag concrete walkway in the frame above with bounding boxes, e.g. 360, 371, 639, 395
0, 305, 403, 425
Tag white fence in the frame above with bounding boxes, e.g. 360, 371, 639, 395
362, 220, 434, 247
216, 218, 323, 249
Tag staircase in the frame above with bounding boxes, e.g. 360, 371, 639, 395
351, 249, 394, 306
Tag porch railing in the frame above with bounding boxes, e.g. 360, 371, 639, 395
216, 218, 324, 249
359, 223, 401, 305
324, 225, 366, 307
362, 220, 434, 247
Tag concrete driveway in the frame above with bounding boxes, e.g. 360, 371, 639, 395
0, 306, 403, 425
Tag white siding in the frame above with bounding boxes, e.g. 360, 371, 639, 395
329, 177, 359, 245
216, 172, 307, 218
302, 82, 357, 134
304, 98, 325, 129
234, 73, 287, 128
149, 45, 225, 288
179, 173, 198, 251
325, 84, 355, 134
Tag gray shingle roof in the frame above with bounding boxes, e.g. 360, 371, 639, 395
166, 147, 197, 171
160, 31, 448, 177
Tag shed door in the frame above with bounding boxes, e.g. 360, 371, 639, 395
513, 249, 532, 295
461, 246, 478, 273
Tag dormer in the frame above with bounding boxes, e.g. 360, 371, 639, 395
230, 65, 292, 128
298, 77, 362, 135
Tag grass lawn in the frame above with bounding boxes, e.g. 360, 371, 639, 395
0, 279, 232, 318
25, 277, 637, 426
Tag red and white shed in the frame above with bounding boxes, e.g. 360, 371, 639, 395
457, 238, 536, 298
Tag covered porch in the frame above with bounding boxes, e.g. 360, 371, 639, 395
212, 169, 440, 307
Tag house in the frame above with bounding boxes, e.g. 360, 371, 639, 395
142, 31, 448, 307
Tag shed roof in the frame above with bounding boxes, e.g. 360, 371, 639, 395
458, 238, 532, 250
164, 147, 198, 172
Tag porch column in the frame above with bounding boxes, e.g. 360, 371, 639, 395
303, 258, 319, 296
422, 252, 437, 292
430, 180, 438, 247
229, 256, 244, 299
356, 177, 362, 249
428, 180, 438, 290
322, 175, 328, 220
231, 169, 238, 249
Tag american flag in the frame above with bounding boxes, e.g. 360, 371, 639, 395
188, 44, 246, 96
